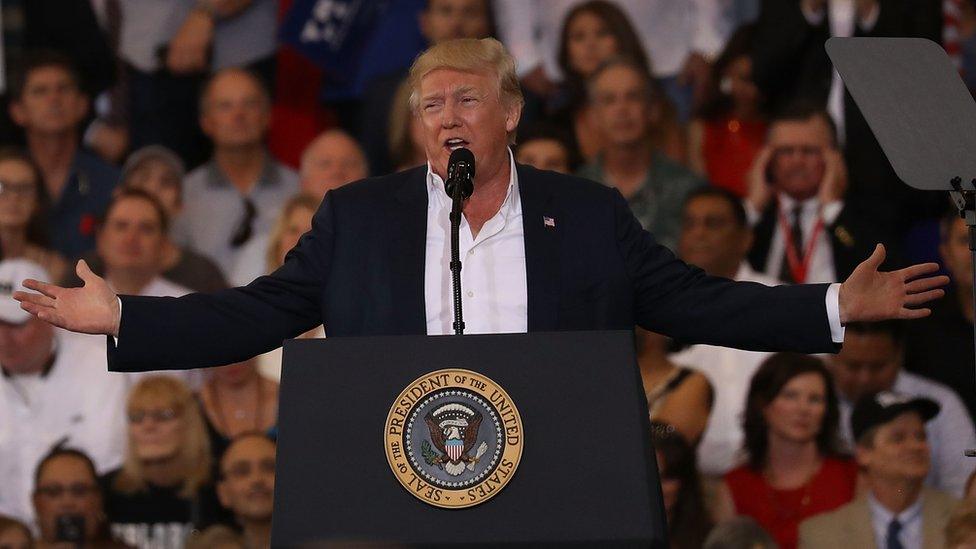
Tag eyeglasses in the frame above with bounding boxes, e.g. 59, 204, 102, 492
35, 482, 98, 498
127, 408, 179, 424
230, 197, 256, 248
0, 180, 35, 199
222, 457, 276, 480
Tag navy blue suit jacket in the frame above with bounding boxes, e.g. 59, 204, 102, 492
108, 164, 837, 372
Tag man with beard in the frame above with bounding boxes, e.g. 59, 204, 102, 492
745, 103, 892, 284
215, 433, 275, 549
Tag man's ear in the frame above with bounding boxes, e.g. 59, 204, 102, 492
216, 478, 230, 508
854, 443, 872, 469
505, 101, 523, 134
9, 100, 27, 127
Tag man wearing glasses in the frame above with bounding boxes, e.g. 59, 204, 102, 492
172, 68, 298, 278
0, 259, 127, 527
745, 103, 887, 284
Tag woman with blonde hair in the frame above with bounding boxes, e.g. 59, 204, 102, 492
101, 376, 228, 549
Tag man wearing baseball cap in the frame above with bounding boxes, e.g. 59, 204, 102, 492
799, 390, 957, 549
0, 259, 127, 528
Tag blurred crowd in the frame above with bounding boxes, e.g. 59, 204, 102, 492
3, 0, 976, 548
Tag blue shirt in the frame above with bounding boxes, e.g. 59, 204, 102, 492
47, 150, 120, 260
868, 492, 923, 549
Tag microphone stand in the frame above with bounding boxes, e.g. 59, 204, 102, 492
449, 181, 465, 335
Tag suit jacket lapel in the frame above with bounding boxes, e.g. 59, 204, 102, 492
391, 168, 429, 335
518, 165, 559, 332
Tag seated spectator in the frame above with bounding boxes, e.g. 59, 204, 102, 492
216, 434, 276, 549
8, 51, 120, 259
577, 58, 706, 250
799, 392, 957, 549
745, 103, 891, 283
102, 376, 227, 549
199, 360, 279, 460
0, 259, 127, 526
513, 122, 579, 174
651, 421, 712, 549
32, 448, 129, 548
827, 320, 976, 497
360, 0, 493, 174
715, 353, 856, 549
904, 212, 976, 421
298, 130, 368, 202
946, 500, 976, 549
0, 515, 32, 549
671, 187, 778, 477
0, 147, 68, 281
172, 68, 298, 277
70, 146, 228, 293
638, 331, 712, 444
388, 79, 429, 172
703, 517, 776, 549
688, 24, 765, 197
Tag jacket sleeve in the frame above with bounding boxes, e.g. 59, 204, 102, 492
106, 192, 337, 372
613, 189, 838, 353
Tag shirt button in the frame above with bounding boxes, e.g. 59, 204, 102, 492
467, 291, 474, 298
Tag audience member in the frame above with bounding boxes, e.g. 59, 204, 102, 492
745, 103, 888, 283
199, 360, 279, 460
172, 68, 298, 277
827, 320, 976, 497
0, 259, 127, 526
0, 147, 68, 281
32, 448, 129, 548
8, 51, 120, 259
751, 0, 942, 234
638, 331, 712, 444
946, 500, 976, 549
361, 0, 493, 174
120, 0, 280, 168
904, 212, 976, 420
703, 517, 777, 549
298, 130, 368, 202
651, 421, 712, 549
715, 353, 856, 549
216, 434, 276, 549
102, 376, 226, 549
388, 79, 429, 172
688, 24, 765, 197
798, 391, 957, 549
577, 58, 706, 250
0, 515, 32, 549
671, 187, 777, 476
513, 122, 578, 174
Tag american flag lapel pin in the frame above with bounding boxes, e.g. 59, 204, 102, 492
543, 216, 556, 229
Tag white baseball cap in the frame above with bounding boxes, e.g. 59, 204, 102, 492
0, 258, 51, 324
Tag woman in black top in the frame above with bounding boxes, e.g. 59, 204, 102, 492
101, 376, 230, 549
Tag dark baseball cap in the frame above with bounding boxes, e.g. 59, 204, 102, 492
850, 390, 940, 443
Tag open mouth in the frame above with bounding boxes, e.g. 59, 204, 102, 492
443, 137, 469, 151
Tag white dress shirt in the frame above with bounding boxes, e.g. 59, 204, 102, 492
0, 331, 128, 529
425, 151, 528, 335
837, 371, 976, 497
868, 492, 923, 549
757, 194, 843, 284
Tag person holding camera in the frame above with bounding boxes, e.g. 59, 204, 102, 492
744, 102, 893, 284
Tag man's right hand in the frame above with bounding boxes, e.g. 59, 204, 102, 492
13, 260, 121, 337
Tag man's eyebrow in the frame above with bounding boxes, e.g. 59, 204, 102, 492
453, 86, 480, 97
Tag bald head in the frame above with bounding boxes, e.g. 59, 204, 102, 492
299, 130, 368, 200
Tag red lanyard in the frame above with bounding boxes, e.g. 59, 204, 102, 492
777, 204, 824, 284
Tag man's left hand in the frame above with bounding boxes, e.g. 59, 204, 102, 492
839, 244, 949, 323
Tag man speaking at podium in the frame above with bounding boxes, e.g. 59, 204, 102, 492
14, 38, 947, 371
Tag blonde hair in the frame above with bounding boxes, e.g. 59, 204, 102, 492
114, 376, 212, 498
266, 193, 321, 273
407, 38, 524, 144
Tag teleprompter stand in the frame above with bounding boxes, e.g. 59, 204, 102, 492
827, 37, 976, 455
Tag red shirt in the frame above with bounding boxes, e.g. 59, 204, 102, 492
724, 457, 858, 549
702, 116, 767, 197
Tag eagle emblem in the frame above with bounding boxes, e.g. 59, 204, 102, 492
421, 403, 489, 476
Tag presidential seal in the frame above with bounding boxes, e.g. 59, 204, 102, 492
385, 369, 523, 509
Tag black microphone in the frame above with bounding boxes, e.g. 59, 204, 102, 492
445, 147, 475, 200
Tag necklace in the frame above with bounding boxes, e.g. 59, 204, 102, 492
208, 376, 264, 437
